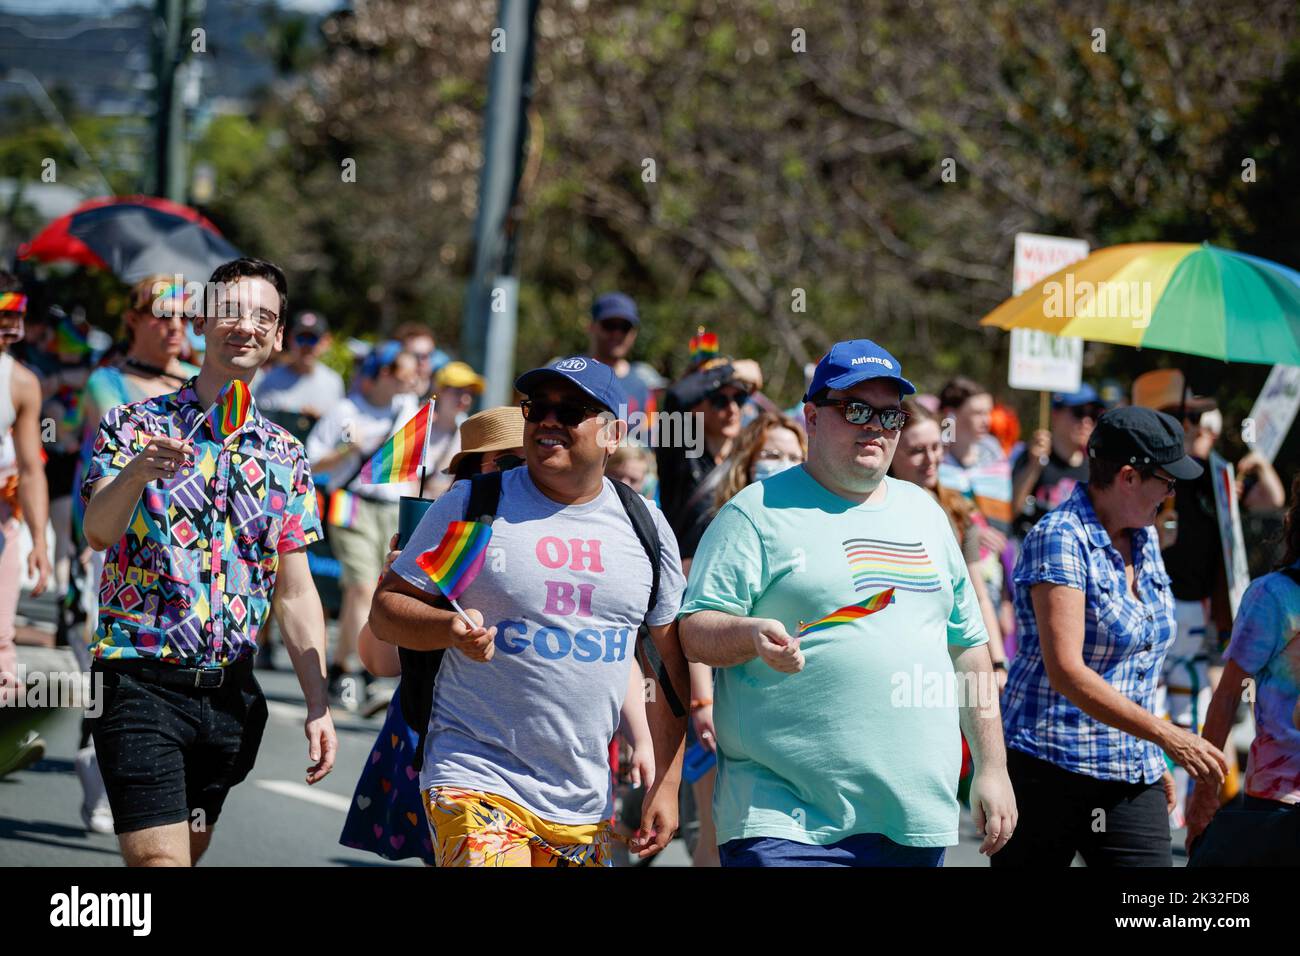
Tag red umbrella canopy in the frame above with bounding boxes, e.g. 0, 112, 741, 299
18, 195, 228, 272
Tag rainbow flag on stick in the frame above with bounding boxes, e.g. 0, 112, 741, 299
358, 400, 432, 484
415, 519, 493, 627
688, 326, 719, 362
54, 318, 92, 361
185, 379, 253, 442
797, 588, 895, 637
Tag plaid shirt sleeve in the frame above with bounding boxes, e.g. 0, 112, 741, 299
1013, 517, 1088, 593
277, 442, 323, 553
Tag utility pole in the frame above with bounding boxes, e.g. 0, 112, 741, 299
460, 0, 540, 409
152, 0, 189, 201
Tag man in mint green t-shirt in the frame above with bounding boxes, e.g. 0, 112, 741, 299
679, 339, 1017, 866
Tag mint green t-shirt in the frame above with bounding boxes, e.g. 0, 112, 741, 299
678, 467, 988, 848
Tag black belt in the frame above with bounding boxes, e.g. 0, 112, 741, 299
94, 655, 252, 690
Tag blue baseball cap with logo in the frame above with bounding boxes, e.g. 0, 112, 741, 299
515, 356, 628, 416
591, 292, 640, 326
804, 339, 916, 402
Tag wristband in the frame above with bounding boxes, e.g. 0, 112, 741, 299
690, 698, 713, 710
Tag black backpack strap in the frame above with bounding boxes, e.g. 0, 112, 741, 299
401, 471, 504, 771
610, 479, 687, 719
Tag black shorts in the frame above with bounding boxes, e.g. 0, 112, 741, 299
89, 661, 268, 835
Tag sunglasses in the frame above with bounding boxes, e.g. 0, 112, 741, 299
598, 319, 634, 334
1066, 404, 1105, 420
813, 398, 909, 430
491, 453, 525, 472
706, 388, 750, 410
520, 398, 607, 427
293, 333, 321, 347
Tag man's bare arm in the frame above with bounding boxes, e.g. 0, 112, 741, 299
368, 570, 497, 659
272, 548, 336, 784
679, 609, 803, 672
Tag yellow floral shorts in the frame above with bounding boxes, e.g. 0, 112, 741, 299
424, 786, 615, 867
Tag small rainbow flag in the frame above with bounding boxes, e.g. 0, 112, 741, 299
415, 520, 492, 601
213, 379, 252, 441
358, 400, 431, 484
688, 326, 718, 362
54, 318, 92, 360
0, 293, 27, 313
797, 588, 895, 637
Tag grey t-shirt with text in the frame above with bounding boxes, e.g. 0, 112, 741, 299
392, 467, 685, 824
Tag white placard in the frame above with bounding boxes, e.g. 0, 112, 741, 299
1244, 364, 1300, 465
1008, 233, 1090, 393
1209, 451, 1251, 618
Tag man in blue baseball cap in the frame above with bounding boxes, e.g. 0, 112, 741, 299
678, 338, 1017, 867
1011, 383, 1108, 538
369, 355, 691, 866
586, 292, 662, 417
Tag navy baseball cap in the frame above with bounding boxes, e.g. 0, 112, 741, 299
804, 339, 916, 402
591, 292, 640, 327
1051, 383, 1101, 408
1088, 406, 1203, 480
361, 340, 403, 379
515, 356, 628, 417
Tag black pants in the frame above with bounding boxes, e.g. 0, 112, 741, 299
992, 749, 1172, 867
89, 660, 268, 835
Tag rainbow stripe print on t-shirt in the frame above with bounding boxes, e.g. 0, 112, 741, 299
842, 538, 941, 594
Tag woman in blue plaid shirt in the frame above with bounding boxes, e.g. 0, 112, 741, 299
993, 407, 1227, 867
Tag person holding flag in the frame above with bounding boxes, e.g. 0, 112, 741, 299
81, 257, 337, 866
305, 341, 421, 710
678, 339, 1017, 866
369, 356, 691, 866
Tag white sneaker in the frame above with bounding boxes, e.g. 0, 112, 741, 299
74, 745, 115, 834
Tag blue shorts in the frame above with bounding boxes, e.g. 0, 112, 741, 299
719, 833, 946, 867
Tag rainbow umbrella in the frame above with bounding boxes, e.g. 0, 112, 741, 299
980, 242, 1300, 365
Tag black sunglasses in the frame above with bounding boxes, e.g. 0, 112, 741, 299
706, 388, 750, 410
598, 319, 634, 334
1066, 404, 1105, 421
813, 398, 909, 430
521, 398, 606, 427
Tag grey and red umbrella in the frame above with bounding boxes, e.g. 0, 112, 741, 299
18, 195, 241, 283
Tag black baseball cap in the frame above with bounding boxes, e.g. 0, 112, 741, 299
1087, 406, 1203, 480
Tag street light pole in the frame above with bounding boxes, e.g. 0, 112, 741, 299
152, 0, 189, 201
460, 0, 540, 409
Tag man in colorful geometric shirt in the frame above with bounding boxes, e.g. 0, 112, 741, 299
82, 257, 337, 866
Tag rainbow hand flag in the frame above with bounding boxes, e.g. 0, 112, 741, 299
415, 520, 492, 601
211, 379, 253, 441
688, 326, 719, 362
797, 588, 895, 637
54, 317, 92, 361
0, 293, 27, 313
358, 400, 430, 484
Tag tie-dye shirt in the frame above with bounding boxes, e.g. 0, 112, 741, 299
80, 377, 322, 667
1225, 566, 1300, 804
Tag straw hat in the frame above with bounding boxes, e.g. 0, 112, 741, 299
444, 405, 525, 474
1131, 369, 1216, 415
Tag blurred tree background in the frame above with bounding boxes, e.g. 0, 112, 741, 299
6, 0, 1300, 455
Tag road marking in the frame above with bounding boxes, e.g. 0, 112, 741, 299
255, 779, 351, 813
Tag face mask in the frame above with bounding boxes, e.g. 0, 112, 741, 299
751, 458, 796, 483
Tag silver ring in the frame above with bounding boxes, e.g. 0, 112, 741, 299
701, 731, 713, 739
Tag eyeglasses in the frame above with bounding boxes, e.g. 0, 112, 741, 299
1142, 470, 1178, 494
521, 398, 606, 427
705, 388, 749, 410
813, 398, 909, 430
212, 309, 279, 336
598, 319, 634, 335
293, 333, 321, 347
